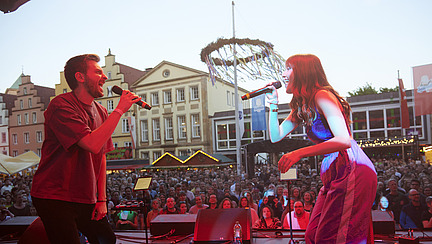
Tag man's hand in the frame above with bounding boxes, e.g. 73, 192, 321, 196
116, 90, 141, 113
92, 202, 107, 221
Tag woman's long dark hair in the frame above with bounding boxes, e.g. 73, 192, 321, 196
286, 54, 351, 126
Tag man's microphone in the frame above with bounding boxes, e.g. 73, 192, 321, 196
241, 81, 282, 100
112, 85, 152, 110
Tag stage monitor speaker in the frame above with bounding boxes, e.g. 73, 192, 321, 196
0, 216, 38, 240
194, 208, 252, 243
150, 214, 196, 236
372, 210, 395, 235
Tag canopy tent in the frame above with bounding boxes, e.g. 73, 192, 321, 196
0, 151, 40, 175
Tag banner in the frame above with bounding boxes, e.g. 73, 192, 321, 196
128, 116, 136, 149
238, 98, 245, 138
252, 95, 266, 131
398, 79, 410, 128
413, 64, 432, 116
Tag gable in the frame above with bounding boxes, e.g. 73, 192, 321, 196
133, 61, 206, 87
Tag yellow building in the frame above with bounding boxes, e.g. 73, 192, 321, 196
131, 60, 249, 163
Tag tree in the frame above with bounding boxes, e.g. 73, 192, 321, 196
348, 83, 378, 96
379, 87, 399, 93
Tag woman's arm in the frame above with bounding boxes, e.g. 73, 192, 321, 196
268, 104, 298, 143
278, 90, 351, 173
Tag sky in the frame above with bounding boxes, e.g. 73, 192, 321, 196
1, 0, 431, 98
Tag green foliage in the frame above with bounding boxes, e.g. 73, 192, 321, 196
348, 83, 399, 97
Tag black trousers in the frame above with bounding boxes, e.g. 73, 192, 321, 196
32, 197, 116, 244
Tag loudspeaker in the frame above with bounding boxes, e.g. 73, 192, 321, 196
150, 214, 197, 236
372, 210, 395, 235
18, 217, 50, 244
194, 208, 252, 243
0, 216, 38, 240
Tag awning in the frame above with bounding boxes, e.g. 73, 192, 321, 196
0, 151, 40, 175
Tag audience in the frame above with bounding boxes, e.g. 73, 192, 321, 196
254, 206, 282, 229
400, 189, 427, 229
282, 201, 310, 230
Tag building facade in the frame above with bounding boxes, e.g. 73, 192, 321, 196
0, 93, 17, 155
8, 75, 54, 156
211, 90, 431, 160
132, 61, 249, 163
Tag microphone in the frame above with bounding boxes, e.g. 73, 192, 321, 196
112, 85, 152, 110
241, 81, 282, 100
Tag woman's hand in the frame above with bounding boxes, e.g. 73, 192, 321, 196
278, 150, 302, 173
265, 83, 279, 105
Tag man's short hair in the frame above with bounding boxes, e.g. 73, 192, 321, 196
64, 54, 100, 90
426, 196, 432, 204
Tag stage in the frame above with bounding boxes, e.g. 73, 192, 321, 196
113, 230, 432, 244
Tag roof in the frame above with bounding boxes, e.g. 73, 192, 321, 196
151, 150, 234, 169
34, 85, 55, 109
117, 63, 147, 87
106, 159, 150, 170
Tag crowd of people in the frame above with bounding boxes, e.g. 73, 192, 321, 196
1, 157, 432, 231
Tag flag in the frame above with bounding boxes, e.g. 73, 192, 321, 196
128, 116, 136, 149
398, 78, 410, 128
252, 95, 266, 131
238, 98, 245, 138
413, 64, 432, 116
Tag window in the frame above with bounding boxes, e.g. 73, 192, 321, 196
153, 151, 162, 160
152, 119, 160, 141
140, 94, 147, 103
107, 72, 112, 79
352, 111, 367, 130
37, 148, 41, 157
0, 115, 2, 125
190, 86, 199, 100
140, 120, 148, 142
177, 88, 185, 102
216, 121, 264, 150
107, 100, 114, 111
17, 114, 21, 125
122, 118, 130, 133
165, 117, 173, 140
36, 131, 43, 142
23, 87, 27, 95
369, 110, 384, 129
1, 132, 6, 143
113, 142, 118, 148
386, 108, 401, 128
32, 112, 37, 123
28, 98, 32, 108
24, 132, 29, 144
63, 89, 67, 94
13, 150, 18, 157
191, 114, 200, 138
141, 152, 149, 160
151, 92, 159, 106
164, 90, 172, 104
107, 86, 113, 97
12, 134, 17, 144
178, 116, 187, 139
227, 91, 231, 106
20, 100, 23, 109
179, 150, 189, 156
124, 141, 132, 147
24, 113, 29, 124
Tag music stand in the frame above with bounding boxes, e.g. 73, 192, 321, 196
133, 176, 152, 244
280, 168, 298, 243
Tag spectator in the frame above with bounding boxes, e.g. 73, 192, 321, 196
0, 179, 13, 196
116, 210, 138, 230
244, 191, 258, 212
302, 192, 314, 213
282, 201, 310, 230
160, 197, 178, 214
181, 181, 195, 202
386, 179, 409, 224
408, 179, 427, 206
378, 196, 394, 219
267, 195, 283, 220
8, 190, 31, 216
189, 196, 208, 214
146, 199, 161, 228
291, 188, 301, 202
219, 198, 234, 209
208, 194, 218, 209
400, 189, 427, 229
254, 206, 282, 229
0, 206, 14, 222
178, 201, 189, 214
422, 196, 432, 229
238, 196, 259, 225
122, 187, 135, 201
424, 185, 432, 197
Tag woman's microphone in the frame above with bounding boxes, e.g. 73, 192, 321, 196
241, 81, 282, 100
112, 85, 152, 110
